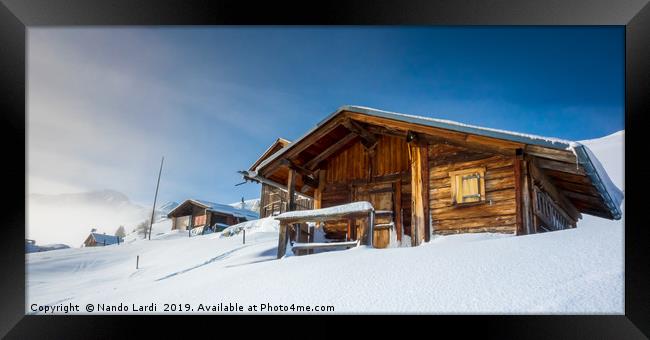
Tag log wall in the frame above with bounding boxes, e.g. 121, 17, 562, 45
428, 143, 517, 235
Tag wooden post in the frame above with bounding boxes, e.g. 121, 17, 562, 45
367, 210, 375, 247
408, 142, 426, 246
308, 225, 315, 254
136, 255, 139, 269
277, 222, 288, 259
147, 156, 164, 240
346, 218, 352, 241
521, 160, 534, 234
287, 169, 297, 212
314, 170, 326, 209
421, 143, 430, 242
243, 229, 246, 244
394, 180, 402, 242
514, 154, 523, 235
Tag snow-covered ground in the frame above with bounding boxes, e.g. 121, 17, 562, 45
26, 131, 624, 314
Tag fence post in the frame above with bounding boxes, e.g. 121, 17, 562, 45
367, 210, 375, 248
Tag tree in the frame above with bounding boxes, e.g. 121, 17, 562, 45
114, 225, 126, 238
135, 219, 150, 239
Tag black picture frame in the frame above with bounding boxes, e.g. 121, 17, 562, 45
1, 0, 648, 338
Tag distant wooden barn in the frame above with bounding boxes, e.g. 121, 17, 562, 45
83, 232, 122, 247
241, 106, 623, 252
167, 199, 259, 232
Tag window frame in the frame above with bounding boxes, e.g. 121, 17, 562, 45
449, 167, 487, 205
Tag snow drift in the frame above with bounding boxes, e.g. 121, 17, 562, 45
26, 131, 624, 314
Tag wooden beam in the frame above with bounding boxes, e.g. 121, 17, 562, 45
521, 160, 534, 234
525, 145, 577, 164
514, 156, 523, 235
394, 180, 403, 242
287, 169, 297, 212
281, 159, 319, 189
304, 133, 357, 170
313, 170, 326, 209
422, 134, 516, 157
563, 190, 605, 205
342, 118, 378, 150
421, 143, 430, 242
280, 159, 315, 178
277, 221, 289, 259
408, 142, 426, 246
536, 158, 586, 176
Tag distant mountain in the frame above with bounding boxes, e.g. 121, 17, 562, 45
28, 189, 151, 247
229, 198, 260, 214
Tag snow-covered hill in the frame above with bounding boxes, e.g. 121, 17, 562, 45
27, 189, 182, 247
26, 131, 624, 314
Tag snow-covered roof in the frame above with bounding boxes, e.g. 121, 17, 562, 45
256, 105, 623, 220
248, 138, 291, 171
255, 105, 576, 173
275, 201, 374, 221
90, 233, 121, 245
168, 199, 259, 220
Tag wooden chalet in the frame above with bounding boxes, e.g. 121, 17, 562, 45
167, 199, 259, 232
242, 105, 623, 252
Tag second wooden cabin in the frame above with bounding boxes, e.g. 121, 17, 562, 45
241, 105, 623, 249
167, 199, 259, 233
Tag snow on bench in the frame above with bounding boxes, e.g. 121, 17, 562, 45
274, 201, 374, 223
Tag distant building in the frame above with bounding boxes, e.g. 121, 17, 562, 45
167, 199, 259, 233
83, 232, 122, 247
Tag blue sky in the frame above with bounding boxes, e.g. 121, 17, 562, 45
28, 27, 624, 206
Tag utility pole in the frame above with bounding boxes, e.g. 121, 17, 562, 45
147, 156, 164, 240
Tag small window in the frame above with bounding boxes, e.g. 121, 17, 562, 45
449, 167, 486, 205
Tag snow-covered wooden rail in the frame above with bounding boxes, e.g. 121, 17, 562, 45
275, 202, 375, 258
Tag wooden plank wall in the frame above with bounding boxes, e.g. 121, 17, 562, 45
320, 135, 412, 240
325, 135, 409, 183
428, 143, 517, 235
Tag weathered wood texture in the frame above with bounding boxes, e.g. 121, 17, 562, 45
409, 142, 426, 246
428, 143, 517, 235
317, 135, 413, 243
325, 135, 410, 183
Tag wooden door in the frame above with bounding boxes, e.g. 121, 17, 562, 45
353, 183, 394, 248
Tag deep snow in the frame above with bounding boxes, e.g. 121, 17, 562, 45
26, 131, 624, 314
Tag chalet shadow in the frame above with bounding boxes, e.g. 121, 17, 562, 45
240, 106, 623, 257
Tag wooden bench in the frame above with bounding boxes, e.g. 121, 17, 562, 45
291, 240, 360, 252
274, 202, 376, 258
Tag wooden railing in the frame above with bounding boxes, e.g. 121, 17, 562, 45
262, 196, 313, 217
532, 186, 573, 232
